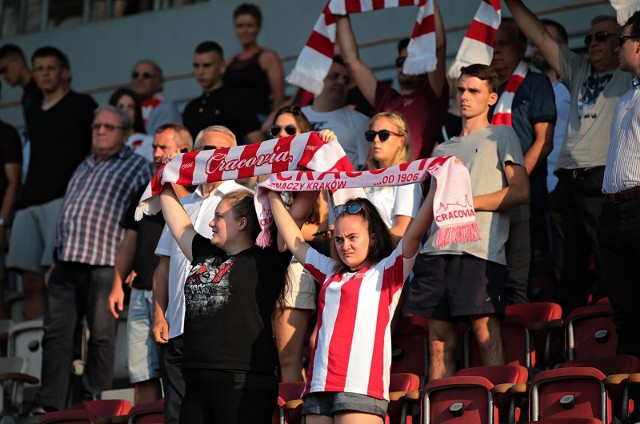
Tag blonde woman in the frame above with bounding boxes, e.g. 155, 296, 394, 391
364, 112, 424, 241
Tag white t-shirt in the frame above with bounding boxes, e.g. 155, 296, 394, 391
365, 183, 423, 229
302, 106, 370, 170
154, 181, 252, 338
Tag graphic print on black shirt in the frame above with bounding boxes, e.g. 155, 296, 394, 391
185, 255, 235, 318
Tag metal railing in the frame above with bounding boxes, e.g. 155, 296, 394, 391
0, 0, 200, 36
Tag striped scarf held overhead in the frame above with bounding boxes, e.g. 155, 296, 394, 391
257, 157, 480, 248
287, 0, 437, 95
448, 0, 501, 79
491, 61, 528, 127
136, 132, 479, 248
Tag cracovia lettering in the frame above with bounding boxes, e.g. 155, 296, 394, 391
434, 209, 476, 223
206, 151, 293, 174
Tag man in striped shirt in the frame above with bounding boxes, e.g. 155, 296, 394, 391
598, 11, 640, 360
30, 104, 153, 414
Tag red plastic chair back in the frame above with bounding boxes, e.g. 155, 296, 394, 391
456, 365, 528, 423
465, 315, 532, 368
422, 375, 497, 424
565, 304, 617, 361
77, 399, 131, 417
126, 399, 164, 424
530, 367, 609, 422
506, 302, 563, 368
391, 315, 429, 383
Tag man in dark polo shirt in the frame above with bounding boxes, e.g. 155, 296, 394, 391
182, 41, 262, 144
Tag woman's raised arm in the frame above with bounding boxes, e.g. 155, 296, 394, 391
159, 183, 197, 262
269, 190, 311, 264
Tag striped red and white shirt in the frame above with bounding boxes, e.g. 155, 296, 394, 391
302, 240, 416, 401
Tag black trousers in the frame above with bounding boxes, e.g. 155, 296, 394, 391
180, 368, 278, 424
160, 335, 185, 424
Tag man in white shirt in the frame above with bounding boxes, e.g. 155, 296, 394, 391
302, 56, 369, 170
598, 11, 640, 359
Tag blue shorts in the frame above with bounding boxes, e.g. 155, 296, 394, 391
302, 392, 388, 419
127, 288, 161, 383
403, 254, 506, 322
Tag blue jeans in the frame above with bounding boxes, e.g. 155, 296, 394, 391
598, 195, 640, 357
127, 288, 160, 383
35, 262, 117, 410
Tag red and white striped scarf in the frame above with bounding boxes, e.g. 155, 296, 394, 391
257, 157, 480, 248
136, 133, 478, 247
287, 0, 436, 95
448, 0, 501, 79
491, 60, 528, 127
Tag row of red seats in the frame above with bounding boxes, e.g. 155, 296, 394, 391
38, 398, 164, 423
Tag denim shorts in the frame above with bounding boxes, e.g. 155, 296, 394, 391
127, 288, 161, 383
302, 392, 388, 419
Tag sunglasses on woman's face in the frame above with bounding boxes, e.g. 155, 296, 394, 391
270, 125, 297, 137
365, 129, 403, 142
333, 203, 363, 216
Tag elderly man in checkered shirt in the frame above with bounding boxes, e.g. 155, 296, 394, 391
30, 104, 153, 414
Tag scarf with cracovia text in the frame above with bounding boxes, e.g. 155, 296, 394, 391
287, 0, 436, 95
136, 132, 479, 247
257, 157, 480, 248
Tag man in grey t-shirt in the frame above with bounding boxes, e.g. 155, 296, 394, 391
403, 64, 529, 379
505, 0, 630, 315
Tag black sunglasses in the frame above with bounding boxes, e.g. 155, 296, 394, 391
365, 129, 403, 142
333, 203, 363, 216
618, 34, 640, 47
131, 71, 155, 80
395, 56, 407, 68
91, 122, 125, 132
270, 125, 297, 137
584, 31, 617, 47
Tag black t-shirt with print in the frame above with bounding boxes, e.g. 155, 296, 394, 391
183, 234, 292, 373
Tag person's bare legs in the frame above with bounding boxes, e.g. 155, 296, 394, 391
274, 307, 312, 382
133, 378, 162, 405
471, 314, 505, 366
22, 270, 45, 319
306, 414, 334, 424
335, 411, 383, 423
428, 319, 458, 380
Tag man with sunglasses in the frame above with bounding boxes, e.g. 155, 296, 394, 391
598, 11, 640, 360
488, 18, 557, 306
505, 0, 631, 315
302, 56, 369, 170
151, 126, 252, 423
29, 105, 153, 415
130, 59, 181, 134
182, 41, 262, 144
336, 0, 448, 160
7, 46, 96, 322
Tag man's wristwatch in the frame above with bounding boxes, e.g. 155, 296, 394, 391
0, 218, 6, 227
